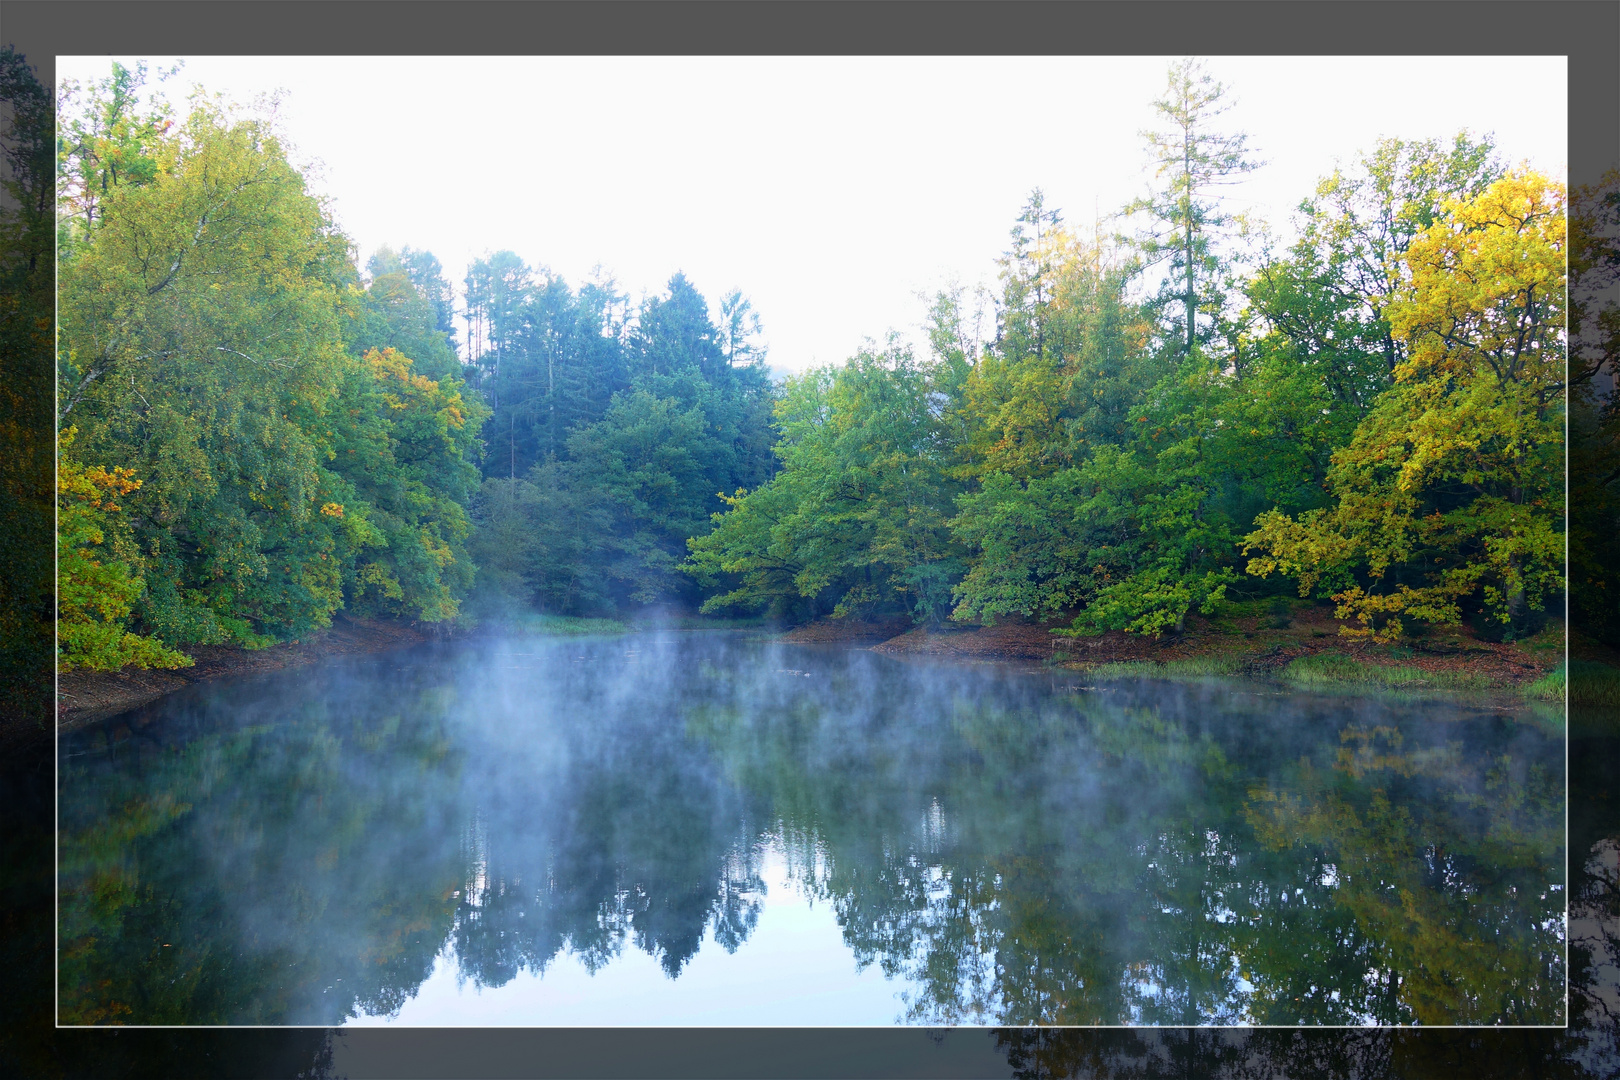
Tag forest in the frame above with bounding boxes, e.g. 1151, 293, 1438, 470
47, 59, 1604, 674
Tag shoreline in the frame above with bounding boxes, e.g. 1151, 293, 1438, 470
55, 604, 1611, 732
811, 604, 1577, 698
55, 615, 443, 732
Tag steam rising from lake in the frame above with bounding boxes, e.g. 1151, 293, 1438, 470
58, 631, 1566, 1026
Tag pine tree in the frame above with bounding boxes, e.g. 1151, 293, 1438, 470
1128, 59, 1260, 362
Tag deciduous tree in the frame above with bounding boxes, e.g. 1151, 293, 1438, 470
1245, 171, 1566, 641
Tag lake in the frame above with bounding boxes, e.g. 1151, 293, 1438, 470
57, 631, 1566, 1026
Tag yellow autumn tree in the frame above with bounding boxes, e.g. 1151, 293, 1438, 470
1244, 170, 1565, 641
57, 427, 192, 671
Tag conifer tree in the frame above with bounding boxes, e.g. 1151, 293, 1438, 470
1129, 59, 1260, 361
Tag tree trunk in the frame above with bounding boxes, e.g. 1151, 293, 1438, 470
1185, 130, 1195, 360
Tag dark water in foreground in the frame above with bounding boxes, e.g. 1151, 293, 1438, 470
57, 632, 1565, 1027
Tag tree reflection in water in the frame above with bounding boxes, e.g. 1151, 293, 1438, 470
58, 634, 1565, 1027
689, 662, 1564, 1027
58, 670, 466, 1025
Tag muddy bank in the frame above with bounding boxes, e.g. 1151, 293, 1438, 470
56, 616, 439, 731
871, 619, 1070, 662
776, 615, 914, 645
868, 616, 1239, 666
834, 604, 1564, 689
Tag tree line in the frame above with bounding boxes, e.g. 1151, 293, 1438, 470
53, 58, 1581, 673
692, 62, 1567, 647
56, 67, 489, 670
53, 62, 784, 670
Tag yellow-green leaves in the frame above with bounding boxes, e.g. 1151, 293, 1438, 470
1244, 171, 1566, 642
59, 96, 366, 645
1388, 170, 1565, 394
57, 428, 191, 671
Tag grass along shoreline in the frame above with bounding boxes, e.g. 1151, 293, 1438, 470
1037, 597, 1584, 700
1060, 634, 1620, 707
60, 601, 1616, 732
1068, 651, 1500, 695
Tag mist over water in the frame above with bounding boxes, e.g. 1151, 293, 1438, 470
58, 632, 1565, 1026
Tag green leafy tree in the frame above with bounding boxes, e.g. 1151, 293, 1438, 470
688, 339, 964, 624
949, 207, 1215, 635
479, 267, 634, 479
634, 272, 726, 381
467, 274, 776, 615
329, 348, 488, 623
1283, 133, 1503, 377
997, 189, 1064, 365
463, 249, 534, 404
58, 95, 358, 648
55, 60, 179, 253
56, 428, 191, 671
565, 387, 721, 604
956, 216, 1154, 481
357, 245, 461, 381
1245, 171, 1566, 641
398, 245, 458, 346
718, 287, 768, 368
469, 468, 614, 616
952, 436, 1236, 636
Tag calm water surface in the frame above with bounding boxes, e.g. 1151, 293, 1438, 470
58, 631, 1566, 1026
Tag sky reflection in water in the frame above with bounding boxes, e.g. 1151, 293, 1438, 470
57, 631, 1566, 1026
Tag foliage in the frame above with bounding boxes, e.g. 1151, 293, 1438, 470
56, 428, 191, 671
469, 274, 778, 615
57, 84, 487, 657
57, 59, 1566, 659
953, 337, 1268, 637
329, 348, 488, 623
1277, 133, 1503, 379
688, 101, 1554, 644
469, 254, 632, 479
469, 470, 614, 617
58, 95, 359, 647
55, 60, 179, 255
355, 247, 462, 381
686, 339, 965, 624
955, 212, 1154, 479
1245, 171, 1565, 642
952, 442, 1235, 636
908, 207, 1234, 636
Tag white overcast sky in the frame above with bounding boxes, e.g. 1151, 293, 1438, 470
59, 56, 1566, 373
